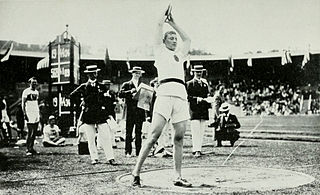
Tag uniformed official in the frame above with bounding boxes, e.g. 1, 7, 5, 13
70, 65, 116, 165
119, 66, 146, 157
186, 65, 211, 157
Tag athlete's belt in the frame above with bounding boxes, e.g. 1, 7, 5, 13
158, 78, 185, 86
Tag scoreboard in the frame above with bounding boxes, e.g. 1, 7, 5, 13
50, 37, 80, 85
51, 44, 71, 84
49, 33, 80, 132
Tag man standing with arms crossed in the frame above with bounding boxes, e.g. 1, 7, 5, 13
22, 77, 40, 156
132, 5, 192, 187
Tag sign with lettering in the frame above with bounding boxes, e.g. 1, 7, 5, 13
52, 92, 71, 115
51, 43, 71, 84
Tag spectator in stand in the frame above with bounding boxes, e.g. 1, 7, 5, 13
42, 115, 65, 147
22, 77, 40, 156
223, 81, 307, 116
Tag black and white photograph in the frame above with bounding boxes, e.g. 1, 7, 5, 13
0, 0, 319, 194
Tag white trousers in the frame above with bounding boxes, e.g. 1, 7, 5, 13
190, 119, 207, 152
97, 124, 117, 148
83, 123, 114, 161
110, 127, 116, 146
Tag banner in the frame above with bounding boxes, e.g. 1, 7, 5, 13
302, 51, 310, 69
247, 57, 252, 67
1, 41, 13, 62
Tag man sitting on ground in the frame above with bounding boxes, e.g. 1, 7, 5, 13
42, 115, 65, 147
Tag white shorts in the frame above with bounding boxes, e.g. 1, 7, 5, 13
153, 96, 190, 124
26, 111, 40, 124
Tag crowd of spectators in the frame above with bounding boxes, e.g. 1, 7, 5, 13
212, 81, 320, 116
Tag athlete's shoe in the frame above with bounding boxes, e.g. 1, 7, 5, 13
108, 159, 117, 166
132, 175, 141, 187
91, 159, 99, 165
194, 151, 201, 158
173, 177, 192, 187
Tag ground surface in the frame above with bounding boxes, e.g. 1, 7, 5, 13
0, 115, 320, 195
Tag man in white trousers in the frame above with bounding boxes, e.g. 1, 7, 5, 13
22, 77, 40, 156
70, 65, 116, 165
186, 65, 211, 157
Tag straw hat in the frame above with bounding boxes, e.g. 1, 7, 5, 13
191, 65, 206, 72
219, 102, 230, 112
101, 80, 112, 85
129, 66, 145, 73
48, 115, 55, 120
84, 65, 101, 73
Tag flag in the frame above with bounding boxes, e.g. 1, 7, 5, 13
228, 55, 234, 72
281, 50, 288, 65
104, 48, 110, 66
126, 59, 131, 70
247, 57, 252, 67
1, 41, 14, 62
301, 50, 310, 69
286, 50, 292, 63
126, 51, 131, 70
104, 48, 112, 79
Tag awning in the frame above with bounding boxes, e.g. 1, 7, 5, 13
36, 55, 49, 70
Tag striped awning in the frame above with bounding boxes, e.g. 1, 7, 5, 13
36, 55, 49, 70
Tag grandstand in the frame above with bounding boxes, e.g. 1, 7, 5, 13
0, 39, 319, 126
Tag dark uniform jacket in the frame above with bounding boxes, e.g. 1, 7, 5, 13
118, 80, 145, 122
70, 81, 111, 124
212, 113, 241, 141
102, 88, 117, 120
186, 78, 211, 120
213, 113, 241, 131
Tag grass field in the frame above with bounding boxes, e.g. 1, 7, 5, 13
0, 115, 319, 194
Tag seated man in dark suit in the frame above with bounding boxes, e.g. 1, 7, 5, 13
211, 103, 240, 147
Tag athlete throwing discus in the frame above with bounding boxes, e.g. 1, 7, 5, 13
132, 5, 192, 187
